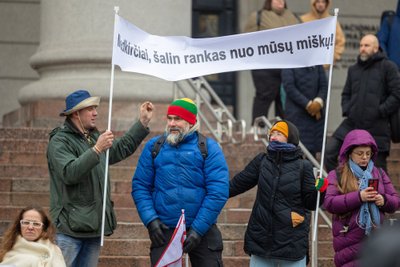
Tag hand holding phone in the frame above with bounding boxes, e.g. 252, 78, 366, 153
368, 179, 379, 191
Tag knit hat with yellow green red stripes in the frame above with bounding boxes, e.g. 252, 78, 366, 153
167, 98, 198, 124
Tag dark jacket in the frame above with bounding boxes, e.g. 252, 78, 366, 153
47, 119, 149, 238
324, 130, 399, 267
282, 66, 328, 155
377, 2, 400, 70
229, 120, 320, 261
333, 51, 400, 152
132, 131, 229, 236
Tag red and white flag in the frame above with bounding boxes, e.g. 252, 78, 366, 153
155, 210, 186, 267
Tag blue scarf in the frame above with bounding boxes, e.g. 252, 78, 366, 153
349, 159, 380, 235
268, 141, 297, 152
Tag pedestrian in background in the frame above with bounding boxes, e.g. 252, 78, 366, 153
245, 0, 299, 128
301, 0, 346, 70
281, 65, 327, 158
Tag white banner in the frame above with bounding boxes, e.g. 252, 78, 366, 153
112, 14, 336, 81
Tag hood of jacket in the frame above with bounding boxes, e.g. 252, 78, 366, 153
356, 50, 387, 68
308, 0, 331, 19
339, 129, 378, 164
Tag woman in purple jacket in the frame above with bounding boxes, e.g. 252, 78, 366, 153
323, 129, 399, 267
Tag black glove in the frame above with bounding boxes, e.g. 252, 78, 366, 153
183, 229, 202, 253
147, 219, 169, 247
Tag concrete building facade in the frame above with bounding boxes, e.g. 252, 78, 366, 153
0, 0, 397, 132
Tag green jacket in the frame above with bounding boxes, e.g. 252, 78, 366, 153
47, 118, 149, 238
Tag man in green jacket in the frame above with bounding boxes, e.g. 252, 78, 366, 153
47, 89, 153, 267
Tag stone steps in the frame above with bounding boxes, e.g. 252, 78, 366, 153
0, 205, 254, 225
2, 127, 400, 267
0, 136, 265, 170
0, 218, 334, 258
97, 255, 253, 267
0, 175, 257, 210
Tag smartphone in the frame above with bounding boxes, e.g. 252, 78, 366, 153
368, 179, 379, 191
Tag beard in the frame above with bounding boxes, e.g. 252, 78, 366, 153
165, 125, 190, 145
360, 54, 369, 61
359, 52, 372, 61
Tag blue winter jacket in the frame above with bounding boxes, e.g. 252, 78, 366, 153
377, 2, 400, 70
132, 132, 229, 236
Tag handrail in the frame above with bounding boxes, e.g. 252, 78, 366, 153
174, 77, 246, 144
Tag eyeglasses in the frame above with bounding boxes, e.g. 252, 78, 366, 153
20, 220, 43, 228
352, 151, 373, 158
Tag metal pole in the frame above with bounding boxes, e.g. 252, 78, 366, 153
312, 8, 339, 242
100, 6, 119, 246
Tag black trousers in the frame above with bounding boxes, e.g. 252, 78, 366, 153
150, 224, 223, 267
324, 136, 388, 172
251, 69, 284, 126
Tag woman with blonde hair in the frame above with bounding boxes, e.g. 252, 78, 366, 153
323, 129, 399, 267
0, 206, 66, 266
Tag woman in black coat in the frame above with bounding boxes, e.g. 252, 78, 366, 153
229, 120, 327, 267
281, 66, 327, 157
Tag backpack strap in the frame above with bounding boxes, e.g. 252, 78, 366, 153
151, 135, 167, 159
151, 132, 208, 160
197, 133, 208, 159
256, 9, 262, 31
293, 13, 302, 23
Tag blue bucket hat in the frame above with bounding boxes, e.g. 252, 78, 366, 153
59, 90, 100, 116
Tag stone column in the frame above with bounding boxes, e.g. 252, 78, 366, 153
15, 0, 190, 130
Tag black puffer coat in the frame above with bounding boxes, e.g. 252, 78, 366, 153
229, 121, 320, 261
334, 51, 400, 152
282, 65, 327, 155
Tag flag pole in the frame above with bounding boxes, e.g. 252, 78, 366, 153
312, 8, 339, 242
184, 209, 188, 267
101, 5, 119, 247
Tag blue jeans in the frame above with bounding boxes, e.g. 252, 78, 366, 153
56, 233, 101, 267
250, 255, 307, 267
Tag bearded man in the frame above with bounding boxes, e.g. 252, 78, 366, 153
324, 34, 400, 172
132, 98, 229, 267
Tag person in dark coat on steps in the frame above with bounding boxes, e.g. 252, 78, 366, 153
229, 120, 328, 267
282, 65, 327, 157
324, 34, 400, 173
